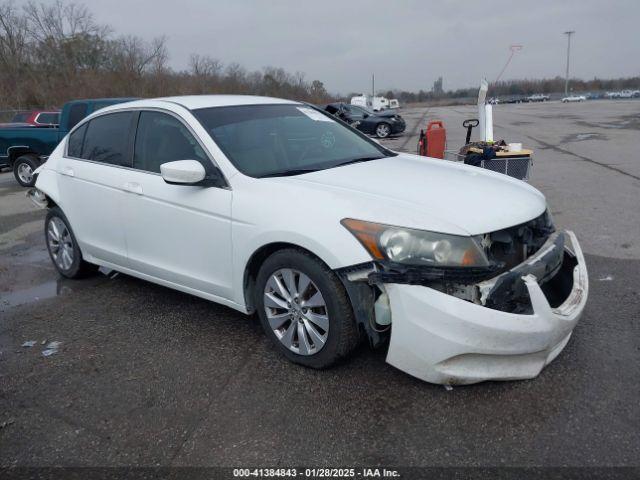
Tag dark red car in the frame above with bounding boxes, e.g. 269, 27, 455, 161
10, 110, 60, 126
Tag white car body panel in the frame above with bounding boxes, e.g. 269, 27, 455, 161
34, 95, 588, 385
56, 156, 129, 266
290, 154, 546, 236
120, 169, 234, 299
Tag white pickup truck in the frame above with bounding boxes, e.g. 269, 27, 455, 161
527, 94, 550, 102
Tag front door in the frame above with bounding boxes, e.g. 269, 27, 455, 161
121, 110, 233, 300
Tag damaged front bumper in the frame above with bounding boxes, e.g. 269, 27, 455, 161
337, 230, 589, 385
383, 230, 588, 385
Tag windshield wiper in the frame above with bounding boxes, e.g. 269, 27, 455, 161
259, 168, 323, 178
259, 156, 385, 178
334, 156, 385, 168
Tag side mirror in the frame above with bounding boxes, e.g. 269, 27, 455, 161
160, 160, 206, 185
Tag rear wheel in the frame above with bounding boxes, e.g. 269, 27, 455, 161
45, 207, 97, 279
13, 155, 39, 187
255, 248, 359, 369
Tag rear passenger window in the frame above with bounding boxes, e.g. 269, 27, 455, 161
67, 123, 87, 158
133, 111, 208, 173
82, 112, 134, 167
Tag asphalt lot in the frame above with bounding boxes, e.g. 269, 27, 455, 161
1, 100, 639, 470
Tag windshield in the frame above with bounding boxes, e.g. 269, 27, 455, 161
192, 104, 394, 178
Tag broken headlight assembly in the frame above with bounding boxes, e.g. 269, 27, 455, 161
338, 212, 568, 319
341, 218, 490, 268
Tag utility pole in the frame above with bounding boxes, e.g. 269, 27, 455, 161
371, 73, 375, 98
564, 31, 575, 96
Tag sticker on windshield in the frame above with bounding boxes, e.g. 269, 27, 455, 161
297, 107, 335, 122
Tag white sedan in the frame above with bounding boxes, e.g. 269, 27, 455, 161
31, 95, 589, 385
562, 94, 587, 103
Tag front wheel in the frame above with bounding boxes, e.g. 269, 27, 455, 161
13, 155, 39, 187
45, 207, 97, 278
255, 249, 360, 369
375, 122, 391, 138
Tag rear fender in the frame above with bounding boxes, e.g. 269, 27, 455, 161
33, 167, 60, 206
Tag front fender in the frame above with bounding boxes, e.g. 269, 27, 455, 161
231, 226, 371, 309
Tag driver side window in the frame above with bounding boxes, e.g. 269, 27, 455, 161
133, 111, 208, 174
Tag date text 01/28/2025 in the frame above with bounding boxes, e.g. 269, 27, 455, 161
232, 468, 400, 478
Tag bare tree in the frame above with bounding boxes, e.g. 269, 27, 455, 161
0, 0, 335, 110
0, 2, 30, 107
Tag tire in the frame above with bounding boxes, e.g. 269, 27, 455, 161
375, 122, 391, 138
255, 248, 360, 369
44, 207, 97, 279
13, 154, 39, 187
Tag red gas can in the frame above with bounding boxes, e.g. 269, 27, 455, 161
425, 120, 446, 159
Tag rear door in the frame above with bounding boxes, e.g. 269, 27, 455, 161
120, 109, 233, 300
57, 111, 135, 267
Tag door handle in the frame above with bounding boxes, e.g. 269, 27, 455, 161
61, 167, 74, 177
122, 182, 143, 195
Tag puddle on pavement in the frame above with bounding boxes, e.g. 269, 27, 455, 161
0, 279, 74, 311
0, 270, 113, 312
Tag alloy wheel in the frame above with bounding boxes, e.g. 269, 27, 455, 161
17, 163, 33, 184
47, 217, 74, 271
263, 268, 329, 356
376, 123, 390, 138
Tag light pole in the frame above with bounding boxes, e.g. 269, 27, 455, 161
564, 31, 575, 96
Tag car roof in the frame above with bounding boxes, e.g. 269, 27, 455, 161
159, 95, 301, 109
91, 95, 302, 115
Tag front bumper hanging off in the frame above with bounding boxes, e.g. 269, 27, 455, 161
382, 230, 588, 385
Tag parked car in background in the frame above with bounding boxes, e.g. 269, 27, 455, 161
388, 99, 400, 109
325, 102, 406, 138
488, 97, 500, 105
0, 98, 136, 186
527, 94, 550, 102
618, 90, 640, 98
562, 94, 586, 103
10, 110, 60, 126
605, 91, 621, 99
500, 96, 529, 104
30, 95, 588, 385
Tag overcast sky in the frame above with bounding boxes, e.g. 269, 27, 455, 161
45, 0, 640, 94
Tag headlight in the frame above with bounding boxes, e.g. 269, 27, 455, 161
341, 218, 489, 267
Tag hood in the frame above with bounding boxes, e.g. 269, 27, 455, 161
290, 154, 546, 236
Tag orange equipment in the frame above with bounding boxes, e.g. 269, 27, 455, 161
417, 120, 446, 159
